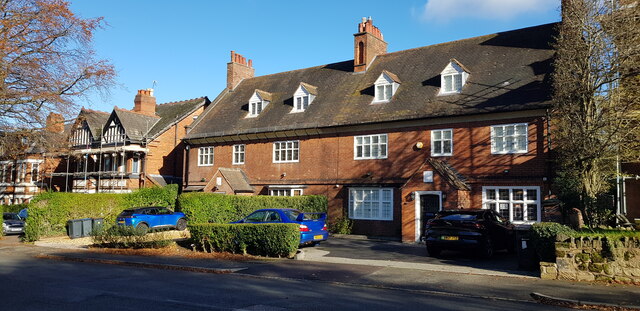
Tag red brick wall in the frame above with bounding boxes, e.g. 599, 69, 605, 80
146, 106, 204, 179
186, 115, 552, 239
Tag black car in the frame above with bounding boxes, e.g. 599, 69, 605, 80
424, 210, 514, 258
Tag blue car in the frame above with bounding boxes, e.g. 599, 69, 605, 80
116, 206, 187, 233
233, 209, 328, 245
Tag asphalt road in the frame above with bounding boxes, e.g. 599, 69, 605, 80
0, 245, 565, 311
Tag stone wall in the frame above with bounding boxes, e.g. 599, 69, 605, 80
540, 237, 640, 284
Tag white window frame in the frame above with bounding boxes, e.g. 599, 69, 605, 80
431, 129, 453, 156
348, 187, 394, 221
482, 186, 541, 224
131, 156, 140, 173
16, 163, 26, 183
354, 134, 388, 160
373, 73, 399, 103
491, 123, 528, 154
273, 140, 299, 163
293, 95, 310, 112
269, 188, 304, 196
198, 147, 214, 166
439, 62, 468, 95
233, 144, 245, 165
249, 100, 263, 117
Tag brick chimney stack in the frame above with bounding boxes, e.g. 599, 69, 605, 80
353, 17, 387, 73
45, 112, 64, 133
133, 88, 157, 116
227, 51, 255, 90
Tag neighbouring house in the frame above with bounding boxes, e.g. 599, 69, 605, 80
183, 18, 557, 241
64, 89, 209, 193
0, 113, 69, 204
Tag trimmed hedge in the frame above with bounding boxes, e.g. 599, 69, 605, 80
189, 223, 299, 257
24, 185, 179, 241
91, 225, 174, 249
177, 193, 328, 224
530, 222, 576, 262
1, 204, 27, 214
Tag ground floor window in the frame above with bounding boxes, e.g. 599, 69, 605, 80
348, 187, 393, 221
269, 188, 303, 196
482, 186, 540, 223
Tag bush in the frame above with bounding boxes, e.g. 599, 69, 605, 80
1, 203, 27, 214
24, 185, 179, 242
328, 216, 352, 234
91, 225, 173, 249
189, 223, 299, 257
530, 222, 576, 262
178, 193, 328, 224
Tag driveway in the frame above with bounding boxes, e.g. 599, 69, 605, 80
302, 236, 534, 277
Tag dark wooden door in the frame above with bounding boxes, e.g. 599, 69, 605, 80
420, 194, 440, 240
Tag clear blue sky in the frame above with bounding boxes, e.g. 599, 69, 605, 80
70, 0, 561, 113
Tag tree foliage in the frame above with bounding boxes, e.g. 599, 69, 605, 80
552, 0, 640, 225
0, 0, 115, 130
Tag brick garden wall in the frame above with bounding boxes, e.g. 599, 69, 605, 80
540, 237, 640, 284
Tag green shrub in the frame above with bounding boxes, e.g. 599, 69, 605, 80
189, 223, 299, 257
178, 193, 328, 224
91, 225, 173, 249
328, 216, 352, 234
1, 203, 27, 214
531, 222, 576, 262
24, 185, 179, 242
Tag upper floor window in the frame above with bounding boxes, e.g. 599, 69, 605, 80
491, 123, 528, 154
16, 163, 26, 183
131, 156, 140, 173
354, 134, 388, 160
233, 144, 245, 165
373, 71, 400, 103
292, 83, 317, 113
431, 129, 453, 156
273, 140, 299, 163
440, 60, 468, 95
198, 147, 214, 166
247, 90, 271, 118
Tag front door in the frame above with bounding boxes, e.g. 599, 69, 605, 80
420, 194, 440, 240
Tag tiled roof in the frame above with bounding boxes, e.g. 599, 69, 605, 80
147, 97, 210, 139
114, 109, 160, 141
186, 23, 557, 140
79, 108, 110, 140
219, 167, 254, 193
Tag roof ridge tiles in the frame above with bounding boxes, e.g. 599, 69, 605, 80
80, 107, 110, 115
157, 96, 207, 107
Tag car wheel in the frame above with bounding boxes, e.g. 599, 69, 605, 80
136, 223, 149, 234
426, 245, 441, 257
176, 218, 187, 231
481, 239, 494, 259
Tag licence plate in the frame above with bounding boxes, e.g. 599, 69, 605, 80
117, 220, 124, 224
441, 236, 459, 241
313, 235, 323, 240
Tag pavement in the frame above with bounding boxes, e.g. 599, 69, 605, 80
4, 233, 640, 310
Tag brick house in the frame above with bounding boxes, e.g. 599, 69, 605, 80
183, 19, 557, 241
65, 89, 209, 193
0, 113, 68, 204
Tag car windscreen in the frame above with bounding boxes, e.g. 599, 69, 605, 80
438, 213, 479, 221
3, 213, 20, 221
118, 210, 135, 217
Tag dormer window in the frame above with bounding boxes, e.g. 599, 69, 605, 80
440, 59, 468, 95
373, 71, 400, 103
291, 83, 317, 113
247, 90, 271, 118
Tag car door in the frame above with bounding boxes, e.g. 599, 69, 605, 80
155, 207, 172, 226
485, 211, 509, 248
145, 208, 159, 228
